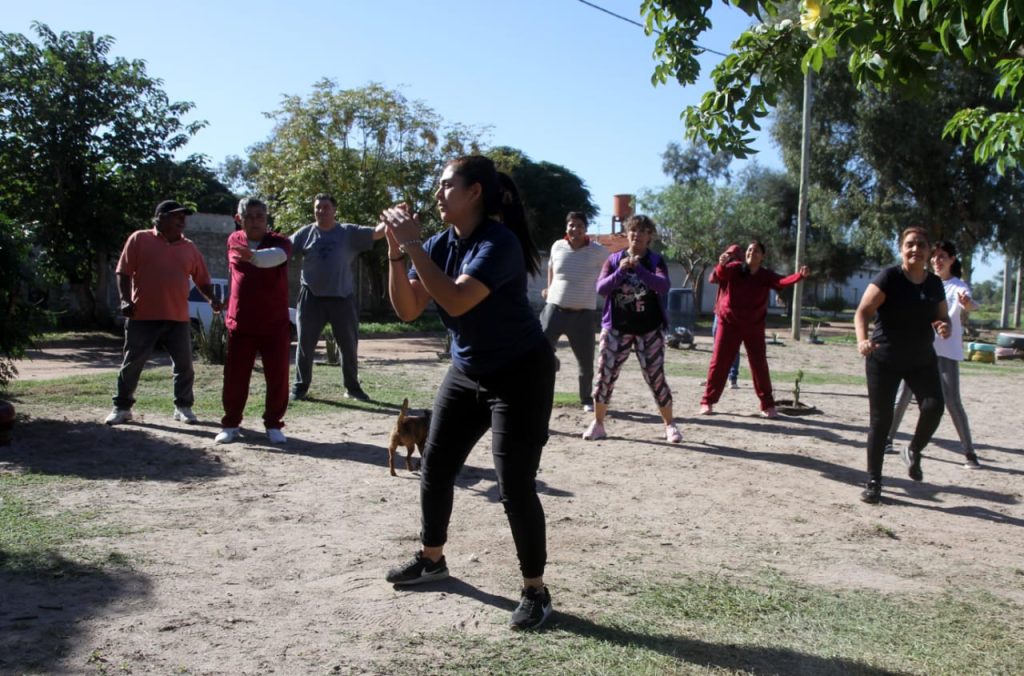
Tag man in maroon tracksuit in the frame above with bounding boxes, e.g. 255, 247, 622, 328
215, 197, 293, 444
700, 240, 809, 418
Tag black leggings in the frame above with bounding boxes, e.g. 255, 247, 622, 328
865, 352, 944, 481
420, 340, 556, 579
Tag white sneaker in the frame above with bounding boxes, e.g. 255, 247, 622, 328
729, 380, 739, 389
582, 420, 607, 441
266, 428, 287, 444
215, 427, 240, 444
582, 403, 594, 413
104, 408, 133, 425
173, 407, 198, 424
665, 423, 683, 443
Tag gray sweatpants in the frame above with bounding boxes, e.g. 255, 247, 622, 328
889, 356, 974, 454
292, 286, 361, 396
540, 304, 597, 406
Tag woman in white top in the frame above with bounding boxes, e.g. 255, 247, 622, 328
887, 240, 980, 468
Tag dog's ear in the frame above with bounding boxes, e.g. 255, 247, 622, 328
400, 398, 409, 415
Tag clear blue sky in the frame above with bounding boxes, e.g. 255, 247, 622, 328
3, 0, 1004, 281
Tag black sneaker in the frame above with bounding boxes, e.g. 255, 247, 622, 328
860, 479, 882, 504
963, 452, 981, 469
509, 586, 553, 630
901, 446, 923, 481
386, 552, 449, 586
345, 388, 370, 402
289, 391, 306, 402
884, 441, 897, 455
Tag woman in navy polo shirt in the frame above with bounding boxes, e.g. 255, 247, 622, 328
380, 155, 556, 631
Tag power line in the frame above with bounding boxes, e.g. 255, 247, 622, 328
574, 0, 730, 58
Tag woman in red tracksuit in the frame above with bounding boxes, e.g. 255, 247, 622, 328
700, 240, 809, 418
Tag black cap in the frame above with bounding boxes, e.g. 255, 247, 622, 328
154, 200, 195, 217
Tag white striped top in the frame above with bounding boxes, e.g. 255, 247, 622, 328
546, 240, 607, 310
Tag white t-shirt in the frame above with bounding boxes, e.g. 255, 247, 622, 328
934, 276, 971, 361
546, 239, 607, 310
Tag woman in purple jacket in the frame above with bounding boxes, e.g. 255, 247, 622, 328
582, 215, 681, 443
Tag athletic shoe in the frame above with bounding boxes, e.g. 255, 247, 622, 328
665, 424, 683, 443
582, 403, 594, 413
509, 586, 553, 631
963, 452, 981, 469
345, 388, 370, 402
699, 404, 713, 415
173, 406, 198, 424
760, 407, 779, 419
729, 380, 739, 389
386, 552, 449, 586
582, 420, 607, 440
884, 441, 897, 455
901, 446, 923, 482
104, 408, 133, 425
266, 428, 287, 444
215, 427, 240, 444
860, 479, 882, 504
289, 391, 306, 402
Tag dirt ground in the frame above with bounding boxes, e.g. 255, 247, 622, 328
2, 330, 1023, 674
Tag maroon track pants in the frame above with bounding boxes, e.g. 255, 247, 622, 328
701, 319, 776, 411
221, 326, 291, 429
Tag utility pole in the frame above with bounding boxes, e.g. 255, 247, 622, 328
791, 69, 813, 341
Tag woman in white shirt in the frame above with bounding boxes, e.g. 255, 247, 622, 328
886, 240, 980, 468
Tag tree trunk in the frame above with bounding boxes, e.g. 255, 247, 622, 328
1000, 256, 1012, 328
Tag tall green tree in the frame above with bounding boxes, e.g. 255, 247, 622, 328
661, 139, 733, 185
0, 23, 205, 324
489, 146, 598, 248
641, 0, 1024, 172
640, 181, 770, 311
245, 81, 482, 232
771, 57, 1023, 277
240, 81, 483, 313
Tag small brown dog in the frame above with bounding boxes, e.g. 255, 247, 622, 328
387, 398, 431, 476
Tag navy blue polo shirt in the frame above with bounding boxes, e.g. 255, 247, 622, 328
410, 220, 544, 375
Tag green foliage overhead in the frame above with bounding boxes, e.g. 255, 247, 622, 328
641, 0, 1024, 172
0, 23, 206, 324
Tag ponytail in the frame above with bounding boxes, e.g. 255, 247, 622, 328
496, 172, 540, 276
448, 155, 540, 276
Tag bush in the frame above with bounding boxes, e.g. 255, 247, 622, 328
193, 313, 228, 365
818, 295, 847, 315
1, 215, 53, 391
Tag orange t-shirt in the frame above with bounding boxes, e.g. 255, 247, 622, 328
116, 229, 212, 321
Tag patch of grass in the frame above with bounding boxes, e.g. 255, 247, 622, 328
360, 315, 445, 336
0, 473, 130, 574
387, 570, 1024, 674
7, 360, 444, 421
553, 391, 582, 408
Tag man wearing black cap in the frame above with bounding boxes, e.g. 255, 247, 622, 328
104, 200, 222, 426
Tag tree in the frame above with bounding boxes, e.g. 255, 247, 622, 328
640, 181, 770, 312
0, 24, 206, 324
661, 139, 733, 185
0, 213, 52, 390
641, 0, 1024, 172
241, 81, 484, 314
489, 146, 598, 248
771, 56, 1023, 276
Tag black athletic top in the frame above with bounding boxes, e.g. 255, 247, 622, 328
869, 265, 945, 366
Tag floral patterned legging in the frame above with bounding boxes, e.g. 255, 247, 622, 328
592, 327, 672, 408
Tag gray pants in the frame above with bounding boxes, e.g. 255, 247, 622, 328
112, 319, 194, 410
889, 356, 974, 454
293, 286, 360, 395
540, 304, 597, 406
